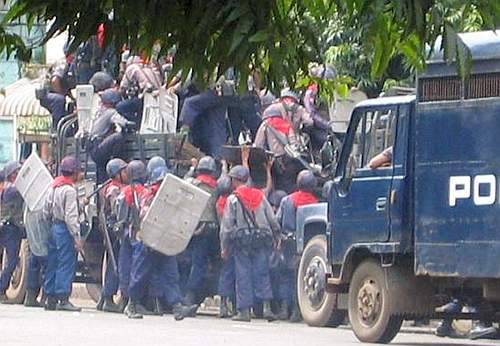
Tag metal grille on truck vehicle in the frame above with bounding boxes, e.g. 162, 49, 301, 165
418, 72, 500, 102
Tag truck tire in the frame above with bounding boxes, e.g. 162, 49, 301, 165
1, 239, 29, 304
348, 259, 403, 343
297, 235, 345, 327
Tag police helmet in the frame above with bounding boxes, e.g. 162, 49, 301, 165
90, 71, 114, 92
297, 170, 317, 191
150, 166, 169, 183
3, 160, 21, 179
127, 160, 147, 183
280, 88, 300, 103
106, 158, 127, 179
260, 90, 276, 110
147, 156, 167, 177
216, 176, 232, 196
228, 165, 249, 183
60, 156, 81, 175
268, 190, 287, 208
196, 156, 217, 175
100, 89, 122, 107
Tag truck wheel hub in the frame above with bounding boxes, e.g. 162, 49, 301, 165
304, 256, 326, 308
357, 278, 381, 327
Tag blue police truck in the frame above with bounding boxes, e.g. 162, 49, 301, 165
296, 30, 500, 343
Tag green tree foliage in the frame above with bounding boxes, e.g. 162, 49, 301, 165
0, 0, 499, 90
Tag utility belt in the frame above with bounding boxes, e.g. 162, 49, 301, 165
230, 227, 273, 251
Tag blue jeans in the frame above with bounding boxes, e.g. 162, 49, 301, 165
0, 225, 22, 293
44, 223, 77, 298
129, 242, 182, 305
217, 255, 235, 298
185, 234, 211, 294
234, 248, 273, 310
118, 235, 133, 298
102, 239, 120, 298
27, 251, 47, 293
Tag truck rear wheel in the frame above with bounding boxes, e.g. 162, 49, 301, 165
298, 235, 346, 327
348, 259, 403, 343
1, 239, 29, 303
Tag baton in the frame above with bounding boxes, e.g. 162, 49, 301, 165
85, 179, 112, 200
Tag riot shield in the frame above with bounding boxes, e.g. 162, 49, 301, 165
139, 174, 211, 256
14, 152, 53, 211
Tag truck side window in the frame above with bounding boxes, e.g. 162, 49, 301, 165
343, 108, 397, 179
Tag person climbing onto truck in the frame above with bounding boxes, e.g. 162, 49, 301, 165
368, 146, 393, 169
276, 170, 319, 322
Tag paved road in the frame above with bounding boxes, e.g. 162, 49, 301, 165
0, 304, 497, 346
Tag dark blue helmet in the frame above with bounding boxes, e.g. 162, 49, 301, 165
196, 156, 217, 175
60, 156, 81, 175
3, 160, 21, 178
100, 88, 121, 106
297, 170, 317, 191
90, 72, 114, 92
127, 160, 147, 183
150, 166, 169, 183
228, 165, 249, 182
106, 158, 127, 179
268, 190, 287, 208
147, 156, 167, 177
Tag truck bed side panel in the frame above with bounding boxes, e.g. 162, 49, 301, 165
415, 99, 500, 278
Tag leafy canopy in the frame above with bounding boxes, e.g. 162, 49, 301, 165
1, 0, 500, 90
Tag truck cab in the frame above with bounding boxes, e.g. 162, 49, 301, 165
298, 30, 500, 343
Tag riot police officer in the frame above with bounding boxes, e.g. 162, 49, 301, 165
184, 156, 219, 306
0, 161, 24, 303
276, 170, 318, 321
220, 165, 280, 322
96, 158, 128, 313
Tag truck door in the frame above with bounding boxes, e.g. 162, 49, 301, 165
331, 106, 399, 246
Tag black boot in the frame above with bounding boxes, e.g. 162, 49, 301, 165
44, 296, 57, 311
0, 292, 7, 303
232, 308, 251, 322
125, 301, 144, 319
183, 291, 196, 305
152, 298, 163, 316
96, 295, 104, 311
172, 303, 198, 321
435, 320, 454, 337
277, 300, 289, 321
135, 303, 155, 316
24, 290, 43, 308
57, 298, 82, 312
218, 297, 230, 318
263, 300, 276, 322
117, 296, 128, 313
102, 297, 122, 313
289, 304, 302, 323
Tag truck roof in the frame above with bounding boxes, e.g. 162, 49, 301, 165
354, 95, 416, 109
428, 30, 500, 63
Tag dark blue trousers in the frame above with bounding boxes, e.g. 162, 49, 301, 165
0, 225, 22, 293
278, 268, 296, 305
116, 97, 143, 123
185, 234, 211, 294
217, 255, 235, 298
102, 239, 120, 298
27, 251, 47, 292
129, 242, 182, 305
118, 235, 133, 298
234, 248, 273, 310
44, 223, 77, 298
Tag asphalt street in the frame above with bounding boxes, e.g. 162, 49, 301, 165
0, 304, 498, 346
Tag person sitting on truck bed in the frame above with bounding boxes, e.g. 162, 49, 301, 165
276, 170, 319, 322
368, 146, 393, 169
89, 88, 130, 183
